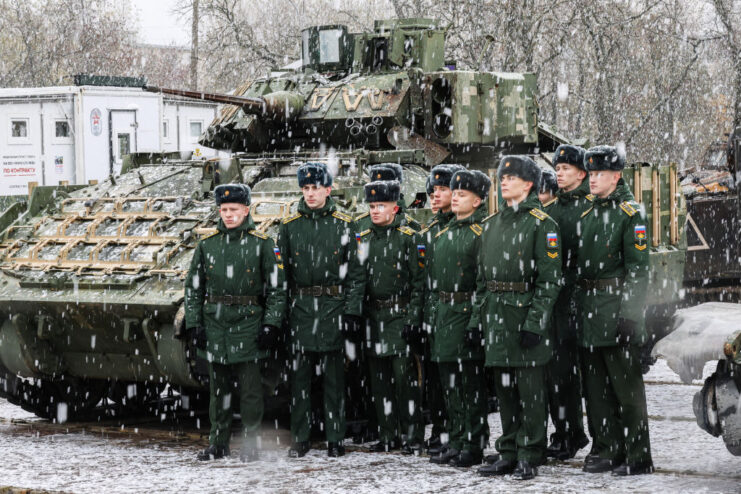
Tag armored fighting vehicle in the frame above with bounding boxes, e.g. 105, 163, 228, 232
0, 18, 685, 422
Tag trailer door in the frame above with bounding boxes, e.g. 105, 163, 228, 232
109, 109, 137, 175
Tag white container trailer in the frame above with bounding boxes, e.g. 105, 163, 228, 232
0, 84, 219, 196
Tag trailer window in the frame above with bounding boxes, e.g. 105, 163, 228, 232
11, 119, 28, 138
162, 120, 170, 139
190, 121, 203, 138
55, 120, 70, 138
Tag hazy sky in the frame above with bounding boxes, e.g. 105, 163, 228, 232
131, 0, 191, 47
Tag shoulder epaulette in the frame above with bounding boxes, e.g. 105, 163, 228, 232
529, 208, 548, 221
405, 213, 417, 223
249, 229, 269, 240
482, 212, 499, 223
397, 226, 415, 236
434, 226, 450, 239
470, 223, 483, 236
355, 211, 370, 221
419, 219, 438, 235
586, 194, 595, 202
200, 231, 219, 241
580, 206, 594, 218
282, 212, 302, 224
620, 201, 638, 217
542, 197, 558, 208
332, 211, 353, 223
359, 229, 372, 237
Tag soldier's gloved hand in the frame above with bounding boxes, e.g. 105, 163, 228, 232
189, 326, 207, 350
519, 330, 541, 349
256, 324, 281, 350
616, 317, 637, 346
465, 326, 484, 348
341, 314, 363, 337
402, 325, 424, 345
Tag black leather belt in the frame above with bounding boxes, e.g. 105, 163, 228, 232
438, 291, 473, 303
577, 277, 624, 290
370, 296, 410, 309
295, 285, 341, 297
206, 294, 262, 305
486, 280, 531, 293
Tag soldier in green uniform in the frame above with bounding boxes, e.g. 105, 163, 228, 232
543, 145, 592, 460
428, 169, 491, 468
355, 163, 421, 231
538, 167, 558, 212
419, 164, 464, 454
474, 156, 562, 480
184, 184, 287, 462
357, 179, 425, 453
277, 162, 366, 458
576, 146, 653, 475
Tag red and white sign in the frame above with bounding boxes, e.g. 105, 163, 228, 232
1, 155, 41, 194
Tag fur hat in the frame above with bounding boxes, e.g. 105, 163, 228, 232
584, 145, 625, 171
214, 183, 251, 206
553, 144, 586, 171
450, 169, 491, 200
425, 176, 433, 196
429, 164, 465, 188
369, 163, 403, 182
539, 167, 559, 195
497, 155, 542, 185
297, 162, 333, 187
364, 180, 401, 203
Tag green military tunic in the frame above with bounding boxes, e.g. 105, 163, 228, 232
428, 207, 488, 455
470, 192, 562, 463
542, 180, 593, 448
277, 196, 365, 443
576, 178, 652, 464
358, 214, 425, 443
184, 216, 286, 447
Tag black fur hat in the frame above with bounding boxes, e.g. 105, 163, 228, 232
450, 169, 491, 200
497, 155, 542, 185
425, 176, 433, 196
369, 163, 403, 182
214, 183, 251, 206
429, 164, 465, 188
553, 144, 586, 171
364, 180, 401, 203
297, 162, 333, 187
539, 167, 558, 195
584, 145, 625, 171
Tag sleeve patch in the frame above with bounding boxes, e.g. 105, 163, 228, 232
417, 244, 426, 268
249, 230, 269, 240
282, 212, 302, 224
470, 223, 483, 236
398, 226, 415, 236
634, 224, 647, 250
529, 208, 548, 221
332, 211, 353, 223
546, 251, 559, 258
620, 201, 637, 217
546, 232, 559, 249
273, 247, 284, 268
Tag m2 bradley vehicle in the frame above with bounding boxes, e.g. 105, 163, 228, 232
0, 18, 685, 422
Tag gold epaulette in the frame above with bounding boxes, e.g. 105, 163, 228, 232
397, 226, 415, 236
419, 219, 439, 235
542, 197, 558, 208
620, 201, 638, 217
359, 229, 372, 237
529, 208, 548, 221
434, 226, 450, 238
405, 213, 417, 224
282, 212, 302, 224
482, 212, 499, 223
586, 194, 595, 202
355, 211, 370, 221
249, 230, 269, 240
332, 211, 353, 223
470, 223, 483, 236
200, 231, 219, 241
580, 206, 594, 218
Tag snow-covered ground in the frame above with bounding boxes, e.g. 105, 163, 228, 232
0, 359, 738, 494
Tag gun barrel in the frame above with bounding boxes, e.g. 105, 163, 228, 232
144, 85, 266, 112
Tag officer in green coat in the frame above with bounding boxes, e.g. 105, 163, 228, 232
277, 162, 366, 458
357, 179, 425, 453
473, 156, 562, 481
428, 169, 491, 468
184, 184, 287, 462
538, 167, 558, 212
419, 164, 464, 454
355, 163, 422, 231
543, 145, 592, 460
576, 145, 653, 475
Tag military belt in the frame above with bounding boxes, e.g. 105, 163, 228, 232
486, 280, 531, 293
295, 285, 342, 297
370, 296, 410, 309
438, 291, 473, 303
205, 294, 262, 305
577, 277, 624, 290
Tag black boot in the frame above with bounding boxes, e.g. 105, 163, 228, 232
197, 445, 230, 461
327, 441, 345, 457
512, 460, 537, 480
583, 456, 622, 473
449, 450, 482, 468
425, 435, 444, 455
369, 438, 400, 452
584, 445, 600, 464
545, 436, 570, 460
478, 458, 516, 476
483, 453, 501, 464
288, 441, 311, 458
612, 461, 654, 476
400, 440, 422, 455
429, 446, 459, 464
